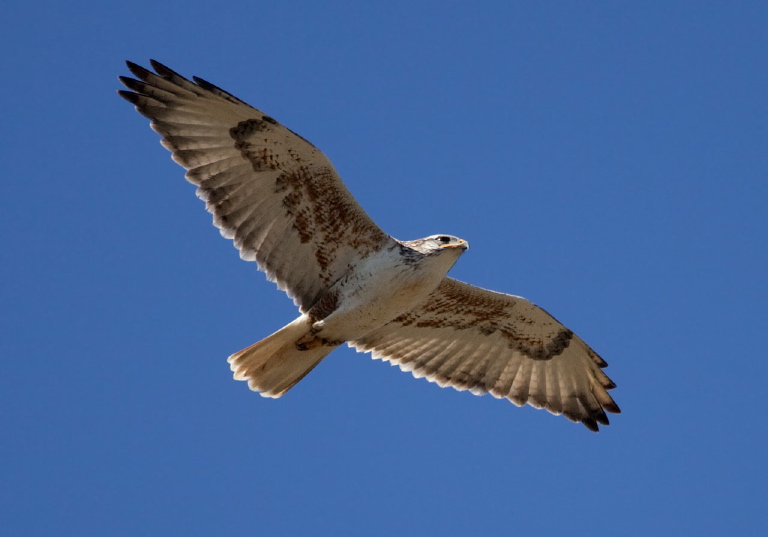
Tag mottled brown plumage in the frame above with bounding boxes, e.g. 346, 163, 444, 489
119, 60, 620, 431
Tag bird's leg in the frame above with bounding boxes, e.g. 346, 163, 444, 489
295, 331, 344, 351
295, 332, 324, 351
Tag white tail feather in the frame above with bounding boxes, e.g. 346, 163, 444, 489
227, 316, 337, 397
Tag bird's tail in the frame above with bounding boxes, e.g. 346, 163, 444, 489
227, 316, 338, 397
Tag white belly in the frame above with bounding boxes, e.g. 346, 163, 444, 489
312, 247, 459, 341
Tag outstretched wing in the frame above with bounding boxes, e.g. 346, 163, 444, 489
119, 60, 393, 312
351, 278, 620, 431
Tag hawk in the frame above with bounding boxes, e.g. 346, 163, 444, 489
119, 60, 620, 431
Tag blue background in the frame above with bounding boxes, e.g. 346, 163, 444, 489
2, 1, 766, 535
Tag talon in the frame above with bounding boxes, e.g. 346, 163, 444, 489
295, 333, 324, 350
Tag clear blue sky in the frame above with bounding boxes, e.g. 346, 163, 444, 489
2, 1, 766, 535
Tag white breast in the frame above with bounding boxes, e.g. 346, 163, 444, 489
313, 245, 462, 341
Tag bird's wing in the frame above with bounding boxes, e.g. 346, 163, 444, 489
119, 60, 393, 312
350, 278, 620, 431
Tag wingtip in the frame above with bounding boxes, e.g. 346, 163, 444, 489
582, 418, 600, 432
148, 58, 164, 70
125, 60, 152, 79
149, 59, 178, 78
594, 409, 610, 426
192, 75, 214, 89
117, 75, 143, 93
117, 89, 140, 105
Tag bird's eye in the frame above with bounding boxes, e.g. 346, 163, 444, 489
437, 236, 451, 243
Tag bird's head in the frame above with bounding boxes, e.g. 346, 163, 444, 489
407, 234, 469, 255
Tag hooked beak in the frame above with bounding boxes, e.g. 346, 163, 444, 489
441, 239, 469, 250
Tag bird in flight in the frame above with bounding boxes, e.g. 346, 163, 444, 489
119, 60, 620, 431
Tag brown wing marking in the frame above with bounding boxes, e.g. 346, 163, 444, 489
352, 278, 620, 431
119, 60, 393, 311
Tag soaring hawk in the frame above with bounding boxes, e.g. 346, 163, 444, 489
119, 60, 620, 431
